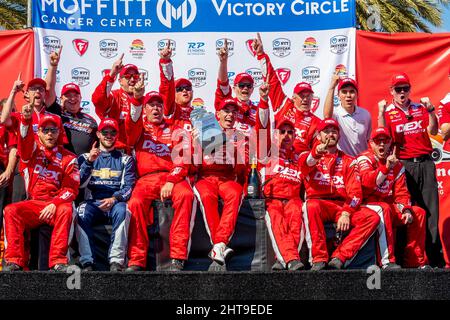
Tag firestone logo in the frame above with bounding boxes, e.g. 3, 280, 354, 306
301, 66, 320, 86
188, 68, 207, 88
73, 39, 89, 56
158, 39, 176, 57
330, 35, 348, 54
245, 68, 263, 87
216, 38, 234, 57
156, 0, 197, 29
99, 39, 118, 59
272, 38, 291, 58
275, 68, 291, 85
71, 67, 90, 87
43, 36, 61, 55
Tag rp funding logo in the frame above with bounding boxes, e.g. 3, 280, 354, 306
157, 0, 197, 29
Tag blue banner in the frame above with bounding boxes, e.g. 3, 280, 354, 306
33, 0, 356, 33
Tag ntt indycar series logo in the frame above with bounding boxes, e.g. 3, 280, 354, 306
245, 68, 263, 87
43, 36, 61, 55
330, 35, 348, 54
71, 67, 90, 87
272, 38, 291, 57
99, 39, 118, 59
158, 39, 176, 57
216, 38, 234, 57
302, 66, 320, 85
188, 68, 207, 88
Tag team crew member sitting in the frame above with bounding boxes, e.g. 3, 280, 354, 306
3, 113, 80, 272
358, 127, 430, 269
92, 54, 145, 149
253, 32, 320, 154
76, 119, 136, 272
125, 91, 196, 272
300, 118, 380, 270
378, 72, 442, 267
323, 74, 372, 157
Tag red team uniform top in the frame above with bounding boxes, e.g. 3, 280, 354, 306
92, 72, 143, 149
299, 148, 362, 215
0, 123, 17, 168
357, 150, 412, 212
257, 52, 320, 154
384, 102, 433, 159
18, 115, 80, 206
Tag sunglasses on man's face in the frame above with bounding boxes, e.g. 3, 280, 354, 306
279, 129, 294, 135
238, 83, 253, 89
176, 85, 192, 92
41, 127, 59, 134
122, 73, 140, 80
101, 130, 117, 137
394, 86, 410, 93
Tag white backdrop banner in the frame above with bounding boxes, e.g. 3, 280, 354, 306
33, 0, 356, 120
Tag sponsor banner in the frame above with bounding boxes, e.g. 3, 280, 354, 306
34, 28, 356, 121
356, 30, 450, 266
33, 0, 355, 33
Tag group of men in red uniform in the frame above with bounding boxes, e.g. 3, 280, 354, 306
0, 32, 446, 272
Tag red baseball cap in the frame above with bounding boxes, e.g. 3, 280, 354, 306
217, 98, 239, 111
391, 72, 411, 87
233, 73, 254, 86
317, 118, 340, 132
175, 78, 193, 88
26, 78, 47, 91
39, 114, 61, 128
338, 78, 358, 92
98, 118, 119, 132
119, 64, 139, 77
293, 82, 314, 95
143, 91, 164, 106
61, 82, 81, 96
371, 127, 391, 140
276, 118, 295, 130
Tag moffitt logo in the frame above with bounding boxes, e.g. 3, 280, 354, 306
156, 0, 197, 29
99, 39, 118, 59
335, 64, 347, 76
275, 68, 291, 85
330, 35, 348, 54
73, 39, 89, 56
245, 68, 263, 87
130, 39, 146, 59
158, 39, 176, 57
188, 68, 207, 88
246, 39, 256, 56
216, 38, 234, 57
43, 36, 61, 55
303, 37, 318, 57
71, 67, 90, 87
272, 38, 291, 57
302, 66, 320, 85
187, 42, 205, 55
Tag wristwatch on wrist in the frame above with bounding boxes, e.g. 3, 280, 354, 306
427, 106, 435, 113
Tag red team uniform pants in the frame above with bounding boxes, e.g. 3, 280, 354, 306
193, 176, 243, 245
265, 198, 303, 267
365, 202, 428, 267
4, 200, 74, 268
127, 173, 196, 268
304, 199, 380, 264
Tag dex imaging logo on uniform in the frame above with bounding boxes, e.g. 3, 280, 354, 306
158, 39, 176, 57
216, 38, 234, 57
188, 68, 207, 88
272, 38, 291, 57
245, 68, 263, 87
156, 0, 197, 29
302, 66, 320, 85
330, 35, 348, 54
71, 67, 90, 87
43, 36, 61, 54
99, 39, 118, 59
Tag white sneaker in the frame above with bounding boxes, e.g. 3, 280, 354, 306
209, 243, 226, 265
223, 246, 234, 260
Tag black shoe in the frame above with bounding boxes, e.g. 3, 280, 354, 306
418, 264, 433, 270
328, 258, 344, 270
271, 261, 285, 271
51, 264, 69, 272
168, 259, 184, 271
310, 262, 327, 271
125, 265, 144, 272
382, 262, 401, 270
3, 262, 22, 272
81, 262, 94, 271
287, 259, 305, 271
110, 262, 123, 272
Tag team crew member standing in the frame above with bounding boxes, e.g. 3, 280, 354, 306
77, 119, 135, 272
125, 91, 196, 272
215, 38, 257, 136
300, 119, 380, 270
92, 54, 145, 149
379, 72, 442, 267
358, 127, 429, 269
2, 113, 79, 272
253, 33, 320, 154
323, 74, 372, 157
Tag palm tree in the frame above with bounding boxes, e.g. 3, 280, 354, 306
0, 0, 27, 30
357, 0, 450, 32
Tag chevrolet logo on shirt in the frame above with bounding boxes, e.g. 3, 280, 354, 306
92, 169, 121, 179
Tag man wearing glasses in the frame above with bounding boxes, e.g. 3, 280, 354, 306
378, 72, 442, 267
76, 118, 135, 272
2, 113, 80, 272
92, 54, 145, 150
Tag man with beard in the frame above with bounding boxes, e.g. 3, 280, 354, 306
378, 72, 442, 267
125, 91, 196, 272
92, 54, 145, 150
300, 118, 380, 270
324, 75, 372, 157
2, 113, 80, 271
253, 33, 320, 155
358, 127, 430, 269
76, 118, 135, 271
